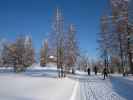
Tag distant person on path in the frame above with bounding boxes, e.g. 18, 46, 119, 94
103, 67, 108, 80
87, 68, 90, 75
94, 66, 98, 75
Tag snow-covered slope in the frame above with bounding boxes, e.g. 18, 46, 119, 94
0, 74, 76, 100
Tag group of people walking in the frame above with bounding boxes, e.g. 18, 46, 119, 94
87, 66, 108, 80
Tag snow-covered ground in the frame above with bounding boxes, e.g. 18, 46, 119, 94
79, 75, 125, 100
68, 72, 133, 100
0, 64, 133, 100
110, 75, 133, 100
0, 73, 77, 100
124, 75, 133, 81
0, 64, 78, 100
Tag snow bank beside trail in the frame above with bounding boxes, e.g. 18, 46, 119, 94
0, 67, 13, 70
27, 63, 57, 70
75, 70, 87, 75
0, 74, 76, 100
0, 63, 80, 100
23, 63, 58, 78
126, 76, 133, 81
111, 74, 133, 81
0, 67, 14, 73
0, 63, 58, 74
110, 76, 133, 100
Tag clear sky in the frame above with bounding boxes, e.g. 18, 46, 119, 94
0, 0, 108, 59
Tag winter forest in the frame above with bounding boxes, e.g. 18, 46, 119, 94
0, 0, 133, 100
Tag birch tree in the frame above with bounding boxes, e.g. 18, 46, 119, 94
64, 24, 79, 74
40, 39, 48, 66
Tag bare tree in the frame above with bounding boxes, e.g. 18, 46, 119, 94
48, 8, 65, 77
23, 36, 35, 67
98, 0, 132, 74
64, 24, 79, 74
40, 39, 48, 66
1, 36, 34, 72
98, 15, 110, 70
76, 52, 90, 72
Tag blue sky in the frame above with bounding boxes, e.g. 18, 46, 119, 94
0, 0, 108, 59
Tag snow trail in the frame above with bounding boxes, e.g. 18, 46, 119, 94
70, 81, 79, 100
79, 75, 126, 100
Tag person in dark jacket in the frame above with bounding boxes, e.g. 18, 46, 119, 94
103, 67, 108, 80
94, 66, 98, 75
87, 68, 90, 75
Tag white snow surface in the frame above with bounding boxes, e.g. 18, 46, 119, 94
0, 64, 133, 100
0, 63, 77, 100
79, 75, 126, 100
0, 74, 76, 100
126, 75, 133, 81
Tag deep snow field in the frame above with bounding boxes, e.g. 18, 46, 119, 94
0, 63, 79, 100
0, 63, 133, 100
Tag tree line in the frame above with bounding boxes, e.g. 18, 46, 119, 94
98, 0, 133, 75
41, 8, 80, 77
0, 36, 34, 72
0, 8, 81, 75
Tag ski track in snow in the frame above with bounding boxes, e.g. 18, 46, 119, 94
0, 65, 132, 100
80, 75, 126, 100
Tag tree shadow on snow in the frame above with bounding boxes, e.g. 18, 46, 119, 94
110, 76, 133, 100
24, 69, 58, 78
67, 72, 104, 82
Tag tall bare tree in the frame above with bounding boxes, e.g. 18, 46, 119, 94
64, 24, 79, 74
40, 39, 48, 66
98, 0, 133, 74
49, 8, 65, 77
23, 36, 35, 67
